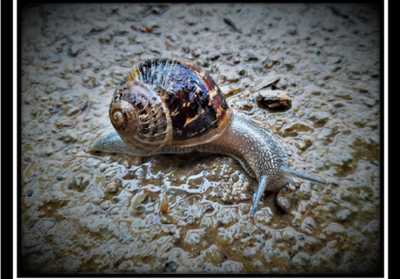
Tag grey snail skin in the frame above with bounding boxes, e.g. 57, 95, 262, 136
91, 58, 326, 218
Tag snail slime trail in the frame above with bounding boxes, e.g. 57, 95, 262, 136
92, 57, 327, 217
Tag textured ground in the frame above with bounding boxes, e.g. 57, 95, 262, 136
20, 3, 381, 274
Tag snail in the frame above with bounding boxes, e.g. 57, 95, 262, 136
91, 57, 326, 217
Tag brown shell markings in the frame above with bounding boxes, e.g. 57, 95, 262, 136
114, 58, 233, 149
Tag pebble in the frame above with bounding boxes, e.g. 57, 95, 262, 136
164, 261, 179, 273
258, 89, 291, 109
107, 183, 118, 193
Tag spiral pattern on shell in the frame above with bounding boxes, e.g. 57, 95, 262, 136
110, 80, 173, 151
109, 58, 232, 151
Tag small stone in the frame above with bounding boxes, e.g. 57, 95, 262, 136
237, 69, 246, 76
164, 261, 179, 273
258, 90, 291, 109
107, 183, 118, 193
107, 179, 121, 193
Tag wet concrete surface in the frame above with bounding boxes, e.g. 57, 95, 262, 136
20, 3, 381, 274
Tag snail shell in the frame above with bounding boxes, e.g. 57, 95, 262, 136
109, 58, 232, 151
92, 57, 327, 217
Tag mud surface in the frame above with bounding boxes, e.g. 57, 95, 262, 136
20, 3, 381, 274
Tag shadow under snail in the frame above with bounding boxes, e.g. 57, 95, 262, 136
91, 57, 326, 218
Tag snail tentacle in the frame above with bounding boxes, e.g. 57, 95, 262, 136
281, 166, 327, 185
250, 176, 269, 218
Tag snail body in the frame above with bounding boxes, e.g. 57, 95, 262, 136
92, 58, 326, 217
